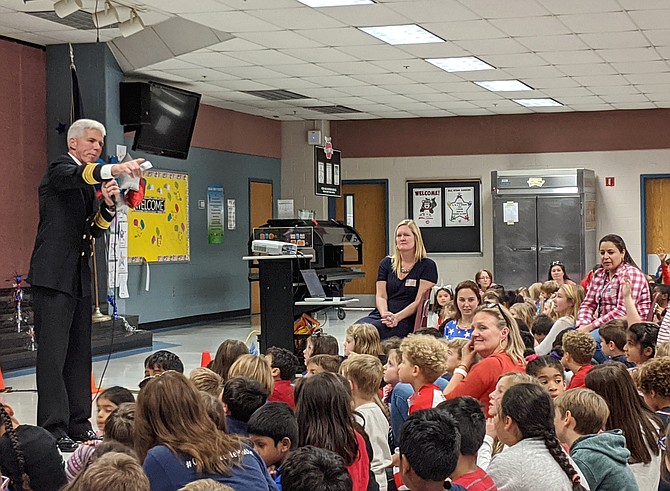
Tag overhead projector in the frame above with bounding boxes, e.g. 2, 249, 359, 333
251, 239, 298, 256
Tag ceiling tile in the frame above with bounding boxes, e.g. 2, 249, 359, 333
181, 11, 282, 32
162, 67, 246, 81
234, 31, 323, 49
210, 38, 265, 52
556, 63, 617, 76
572, 74, 631, 86
387, 84, 440, 95
464, 0, 550, 18
400, 70, 462, 83
280, 47, 358, 63
370, 58, 438, 72
488, 16, 572, 37
365, 94, 418, 104
523, 76, 580, 88
425, 20, 505, 41
612, 60, 670, 74
297, 87, 349, 98
218, 0, 298, 9
642, 30, 670, 47
453, 37, 529, 55
139, 0, 233, 13
610, 102, 657, 109
515, 34, 587, 53
600, 93, 651, 104
597, 48, 661, 63
300, 75, 368, 87
544, 87, 594, 97
249, 8, 345, 29
538, 50, 604, 65
385, 0, 480, 23
628, 10, 670, 31
536, 0, 622, 15
558, 12, 637, 34
504, 65, 567, 79
339, 44, 417, 61
271, 64, 338, 77
394, 43, 470, 58
578, 31, 650, 49
625, 72, 670, 85
217, 66, 288, 79
351, 73, 415, 85
249, 77, 320, 89
316, 61, 389, 75
316, 4, 410, 27
175, 51, 252, 68
226, 50, 307, 66
296, 27, 382, 47
410, 92, 458, 102
340, 85, 395, 97
588, 85, 640, 95
483, 52, 548, 68
207, 80, 277, 92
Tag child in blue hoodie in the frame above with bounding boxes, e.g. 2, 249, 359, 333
554, 388, 639, 491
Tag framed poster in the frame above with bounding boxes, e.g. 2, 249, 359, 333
408, 179, 482, 254
314, 146, 342, 197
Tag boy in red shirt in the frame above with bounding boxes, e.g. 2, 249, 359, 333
561, 330, 596, 389
265, 347, 299, 409
398, 334, 449, 414
438, 397, 498, 491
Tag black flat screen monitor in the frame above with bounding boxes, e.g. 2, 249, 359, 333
132, 81, 201, 160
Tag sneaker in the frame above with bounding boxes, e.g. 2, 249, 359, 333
56, 436, 78, 452
69, 429, 100, 443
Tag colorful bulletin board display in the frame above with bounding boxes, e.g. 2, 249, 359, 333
407, 179, 482, 254
128, 170, 190, 263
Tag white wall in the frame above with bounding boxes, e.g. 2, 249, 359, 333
339, 149, 670, 285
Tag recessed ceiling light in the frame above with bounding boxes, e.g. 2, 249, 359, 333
359, 24, 444, 45
426, 56, 495, 73
513, 98, 563, 107
298, 0, 375, 6
475, 80, 533, 92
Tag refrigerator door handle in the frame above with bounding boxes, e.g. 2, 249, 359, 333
539, 246, 564, 251
512, 246, 537, 252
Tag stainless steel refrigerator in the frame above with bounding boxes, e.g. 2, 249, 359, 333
491, 169, 597, 290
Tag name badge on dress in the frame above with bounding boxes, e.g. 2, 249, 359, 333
406, 279, 417, 287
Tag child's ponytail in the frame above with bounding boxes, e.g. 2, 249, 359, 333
541, 428, 586, 491
0, 405, 31, 490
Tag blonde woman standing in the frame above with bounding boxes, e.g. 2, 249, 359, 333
357, 219, 437, 339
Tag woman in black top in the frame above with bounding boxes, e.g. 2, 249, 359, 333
357, 219, 437, 339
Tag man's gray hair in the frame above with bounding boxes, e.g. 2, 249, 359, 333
67, 119, 106, 141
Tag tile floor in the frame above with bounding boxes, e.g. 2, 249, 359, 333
1, 307, 372, 430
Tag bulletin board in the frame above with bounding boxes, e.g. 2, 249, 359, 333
128, 170, 190, 263
407, 179, 482, 254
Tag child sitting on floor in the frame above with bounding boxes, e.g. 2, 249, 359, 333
561, 330, 596, 389
305, 354, 342, 377
222, 377, 268, 437
398, 334, 449, 413
265, 347, 299, 409
599, 320, 635, 368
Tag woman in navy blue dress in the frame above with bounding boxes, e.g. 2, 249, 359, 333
357, 219, 438, 339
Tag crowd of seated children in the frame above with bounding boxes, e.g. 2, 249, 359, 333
189, 367, 224, 398
302, 332, 340, 365
561, 331, 596, 389
222, 377, 268, 437
398, 408, 467, 491
0, 402, 67, 490
625, 322, 660, 366
294, 372, 371, 491
437, 397, 497, 491
554, 388, 638, 491
525, 355, 566, 400
340, 354, 393, 491
65, 385, 134, 480
598, 320, 635, 368
265, 347, 299, 409
634, 356, 670, 427
248, 402, 298, 489
585, 362, 663, 490
144, 350, 184, 378
228, 354, 274, 398
280, 446, 352, 491
210, 339, 249, 381
305, 354, 342, 376
344, 324, 385, 362
487, 383, 588, 491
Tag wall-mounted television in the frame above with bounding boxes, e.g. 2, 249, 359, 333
126, 81, 201, 160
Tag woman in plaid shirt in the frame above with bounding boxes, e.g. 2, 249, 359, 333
576, 235, 651, 361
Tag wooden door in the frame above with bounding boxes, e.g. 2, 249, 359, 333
250, 181, 273, 316
335, 182, 387, 294
646, 178, 670, 255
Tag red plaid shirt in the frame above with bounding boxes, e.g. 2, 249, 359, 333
577, 263, 650, 329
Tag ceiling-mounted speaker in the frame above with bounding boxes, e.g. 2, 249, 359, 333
119, 10, 145, 37
92, 2, 119, 28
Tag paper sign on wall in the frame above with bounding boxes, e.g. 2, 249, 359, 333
412, 188, 442, 227
445, 187, 475, 227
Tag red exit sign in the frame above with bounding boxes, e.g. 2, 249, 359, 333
605, 177, 615, 187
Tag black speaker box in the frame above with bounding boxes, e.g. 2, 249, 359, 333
120, 82, 151, 126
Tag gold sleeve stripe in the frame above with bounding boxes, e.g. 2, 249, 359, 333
82, 163, 99, 185
94, 211, 112, 230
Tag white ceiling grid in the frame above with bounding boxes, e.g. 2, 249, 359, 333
1, 0, 670, 120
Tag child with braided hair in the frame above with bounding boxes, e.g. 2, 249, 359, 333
0, 403, 67, 490
488, 383, 588, 491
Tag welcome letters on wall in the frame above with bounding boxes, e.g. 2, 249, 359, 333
128, 170, 190, 263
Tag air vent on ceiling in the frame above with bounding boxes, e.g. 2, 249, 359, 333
28, 10, 117, 30
242, 89, 309, 101
307, 105, 362, 114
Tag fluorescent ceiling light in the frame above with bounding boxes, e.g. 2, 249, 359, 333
475, 80, 533, 92
359, 24, 444, 45
54, 0, 82, 18
298, 0, 375, 6
426, 56, 495, 73
513, 98, 563, 107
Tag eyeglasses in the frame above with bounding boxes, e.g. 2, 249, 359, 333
485, 302, 511, 329
551, 261, 563, 266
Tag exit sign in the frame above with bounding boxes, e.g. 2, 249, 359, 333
605, 177, 615, 187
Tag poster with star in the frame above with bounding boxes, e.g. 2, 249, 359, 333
128, 170, 190, 263
445, 187, 475, 227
